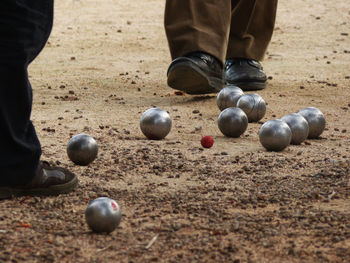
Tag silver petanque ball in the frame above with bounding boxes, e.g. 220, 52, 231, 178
216, 85, 244, 111
218, 107, 248, 137
281, 113, 309, 145
140, 108, 172, 140
237, 93, 266, 122
298, 107, 326, 139
67, 134, 98, 166
85, 197, 122, 233
259, 119, 292, 151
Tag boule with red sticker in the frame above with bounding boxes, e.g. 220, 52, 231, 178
85, 197, 122, 233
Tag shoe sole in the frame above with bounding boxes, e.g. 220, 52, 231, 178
167, 62, 223, 95
227, 81, 266, 91
0, 176, 78, 200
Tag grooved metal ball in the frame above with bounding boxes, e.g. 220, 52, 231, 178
218, 107, 248, 137
298, 107, 326, 139
216, 85, 244, 111
140, 108, 172, 140
259, 119, 292, 151
67, 134, 98, 166
85, 197, 122, 233
237, 93, 266, 122
281, 113, 309, 145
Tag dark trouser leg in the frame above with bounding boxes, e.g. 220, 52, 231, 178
227, 0, 278, 61
164, 0, 232, 64
0, 0, 54, 186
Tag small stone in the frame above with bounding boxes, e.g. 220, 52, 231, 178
194, 125, 202, 131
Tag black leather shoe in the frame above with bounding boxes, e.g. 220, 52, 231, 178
225, 58, 267, 91
167, 52, 224, 95
0, 161, 78, 199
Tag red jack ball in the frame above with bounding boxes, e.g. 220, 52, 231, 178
201, 136, 214, 148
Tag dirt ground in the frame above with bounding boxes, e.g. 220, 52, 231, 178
1, 0, 350, 262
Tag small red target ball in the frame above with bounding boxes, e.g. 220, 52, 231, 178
201, 136, 214, 148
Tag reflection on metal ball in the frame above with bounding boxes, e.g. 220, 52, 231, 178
67, 134, 98, 166
140, 108, 172, 140
237, 93, 266, 122
218, 107, 248, 137
259, 119, 292, 151
281, 113, 309, 145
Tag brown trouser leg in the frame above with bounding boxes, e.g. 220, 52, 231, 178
164, 0, 278, 63
164, 0, 231, 64
227, 0, 278, 61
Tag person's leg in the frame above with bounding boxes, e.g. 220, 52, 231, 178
227, 0, 278, 61
164, 0, 231, 94
0, 0, 77, 198
225, 0, 278, 90
0, 0, 54, 186
0, 64, 42, 186
165, 0, 232, 64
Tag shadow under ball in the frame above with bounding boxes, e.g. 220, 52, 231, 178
140, 108, 172, 140
85, 197, 122, 233
237, 93, 266, 122
281, 113, 309, 145
218, 107, 248, 137
298, 107, 326, 139
259, 119, 292, 151
216, 85, 244, 111
67, 134, 98, 166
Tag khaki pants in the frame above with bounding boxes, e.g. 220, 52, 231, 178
164, 0, 278, 63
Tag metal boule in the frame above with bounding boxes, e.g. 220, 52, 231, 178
140, 108, 172, 140
85, 197, 122, 233
259, 119, 292, 151
67, 134, 98, 166
237, 93, 266, 122
218, 107, 248, 137
298, 107, 326, 139
281, 113, 309, 144
217, 85, 244, 111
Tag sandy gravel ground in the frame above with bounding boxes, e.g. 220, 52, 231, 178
0, 0, 350, 262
